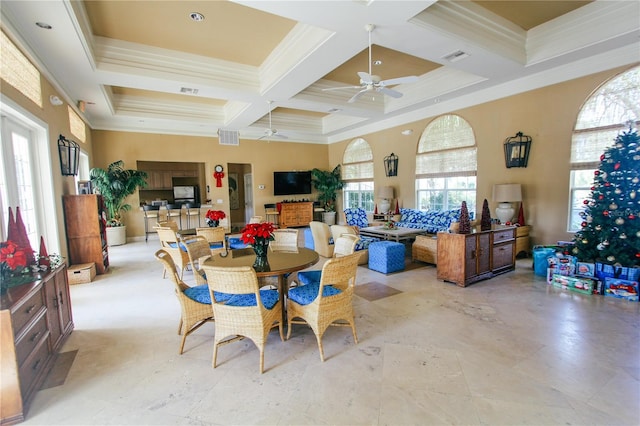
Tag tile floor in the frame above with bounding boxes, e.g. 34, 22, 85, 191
23, 235, 640, 425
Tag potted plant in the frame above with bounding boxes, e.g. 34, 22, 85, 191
90, 160, 148, 246
311, 165, 345, 225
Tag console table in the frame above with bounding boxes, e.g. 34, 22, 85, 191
436, 226, 516, 287
279, 202, 313, 228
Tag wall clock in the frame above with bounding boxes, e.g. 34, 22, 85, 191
214, 164, 224, 173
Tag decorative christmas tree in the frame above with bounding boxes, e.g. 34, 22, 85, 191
459, 201, 471, 234
480, 199, 492, 231
572, 128, 640, 267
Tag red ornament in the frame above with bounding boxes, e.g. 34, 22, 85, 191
213, 171, 225, 187
581, 222, 587, 228
629, 214, 636, 219
517, 202, 525, 226
583, 200, 589, 205
600, 154, 605, 161
39, 236, 50, 269
594, 170, 600, 176
614, 163, 620, 170
605, 182, 611, 186
636, 253, 640, 258
603, 211, 609, 216
598, 195, 604, 200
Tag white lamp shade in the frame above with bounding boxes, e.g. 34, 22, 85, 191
492, 184, 522, 202
378, 186, 394, 200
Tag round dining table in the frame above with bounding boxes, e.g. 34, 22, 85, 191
203, 247, 319, 325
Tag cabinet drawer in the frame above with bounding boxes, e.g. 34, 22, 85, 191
19, 336, 51, 400
15, 312, 49, 366
493, 229, 515, 244
12, 289, 45, 336
493, 243, 514, 270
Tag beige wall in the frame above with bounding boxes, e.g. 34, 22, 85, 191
91, 131, 328, 237
1, 61, 93, 259
328, 64, 637, 246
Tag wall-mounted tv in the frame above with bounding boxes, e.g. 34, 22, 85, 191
273, 171, 312, 196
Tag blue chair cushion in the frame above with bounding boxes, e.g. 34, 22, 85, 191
297, 270, 321, 286
225, 289, 279, 309
227, 237, 247, 250
183, 284, 233, 304
288, 282, 341, 305
344, 207, 368, 228
209, 242, 224, 250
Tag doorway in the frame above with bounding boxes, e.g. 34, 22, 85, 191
228, 163, 253, 232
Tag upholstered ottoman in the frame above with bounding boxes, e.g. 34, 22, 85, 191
368, 241, 405, 274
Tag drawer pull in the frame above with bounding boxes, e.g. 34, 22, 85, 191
30, 331, 41, 342
25, 304, 37, 314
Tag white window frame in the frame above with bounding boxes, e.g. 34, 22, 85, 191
342, 138, 374, 212
0, 96, 59, 252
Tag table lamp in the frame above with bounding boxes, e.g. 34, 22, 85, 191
378, 186, 394, 213
492, 183, 522, 224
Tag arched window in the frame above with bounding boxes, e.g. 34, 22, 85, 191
342, 138, 374, 212
568, 66, 639, 232
415, 114, 477, 212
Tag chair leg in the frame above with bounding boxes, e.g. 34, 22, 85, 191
259, 348, 265, 374
212, 342, 219, 369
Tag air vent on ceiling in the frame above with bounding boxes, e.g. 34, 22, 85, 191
218, 129, 239, 146
180, 87, 199, 95
442, 50, 470, 63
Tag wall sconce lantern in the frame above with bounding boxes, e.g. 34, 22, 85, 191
503, 131, 532, 168
384, 152, 399, 177
57, 134, 80, 176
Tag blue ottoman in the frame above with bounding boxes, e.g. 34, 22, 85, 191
227, 237, 247, 250
304, 227, 315, 250
368, 241, 405, 274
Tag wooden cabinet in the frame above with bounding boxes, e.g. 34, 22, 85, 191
515, 225, 531, 256
279, 202, 313, 228
1, 265, 74, 425
146, 171, 173, 190
63, 195, 109, 274
437, 227, 516, 287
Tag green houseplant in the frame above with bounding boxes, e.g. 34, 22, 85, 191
311, 165, 345, 225
90, 160, 148, 245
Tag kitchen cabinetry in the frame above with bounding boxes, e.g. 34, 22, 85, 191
144, 170, 198, 190
0, 265, 74, 425
437, 227, 516, 287
279, 202, 313, 228
62, 195, 109, 274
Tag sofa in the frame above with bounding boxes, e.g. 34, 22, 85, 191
345, 207, 476, 265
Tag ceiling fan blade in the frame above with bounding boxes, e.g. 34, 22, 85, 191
357, 71, 374, 83
348, 89, 367, 104
379, 75, 419, 86
378, 87, 403, 98
273, 132, 288, 139
322, 85, 363, 92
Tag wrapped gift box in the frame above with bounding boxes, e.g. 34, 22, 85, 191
604, 277, 639, 301
551, 274, 596, 295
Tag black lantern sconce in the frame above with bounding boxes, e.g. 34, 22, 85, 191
57, 134, 80, 176
503, 131, 532, 168
384, 152, 399, 177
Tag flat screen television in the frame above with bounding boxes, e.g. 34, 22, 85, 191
273, 171, 312, 196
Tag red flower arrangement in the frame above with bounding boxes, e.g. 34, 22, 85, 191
239, 222, 275, 246
205, 210, 226, 227
1, 240, 28, 279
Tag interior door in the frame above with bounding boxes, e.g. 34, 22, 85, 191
244, 173, 254, 223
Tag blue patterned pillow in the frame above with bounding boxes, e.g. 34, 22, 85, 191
224, 289, 279, 309
288, 282, 341, 305
183, 284, 233, 304
297, 270, 321, 286
344, 208, 368, 228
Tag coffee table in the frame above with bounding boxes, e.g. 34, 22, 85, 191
359, 226, 425, 243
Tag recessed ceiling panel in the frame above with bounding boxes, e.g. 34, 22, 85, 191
85, 0, 296, 66
111, 87, 225, 106
323, 45, 441, 85
472, 0, 593, 31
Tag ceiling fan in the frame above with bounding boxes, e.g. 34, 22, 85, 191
323, 24, 419, 103
259, 100, 288, 141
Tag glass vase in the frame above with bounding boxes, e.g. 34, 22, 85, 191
252, 239, 270, 272
208, 220, 219, 228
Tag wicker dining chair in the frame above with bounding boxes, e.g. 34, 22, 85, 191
156, 227, 196, 279
295, 234, 360, 287
270, 228, 299, 252
155, 220, 179, 232
155, 249, 214, 354
287, 252, 360, 361
202, 265, 284, 374
184, 236, 213, 286
196, 227, 226, 255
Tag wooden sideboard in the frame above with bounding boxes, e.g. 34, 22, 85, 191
63, 195, 109, 274
436, 227, 516, 287
1, 265, 74, 425
279, 202, 313, 228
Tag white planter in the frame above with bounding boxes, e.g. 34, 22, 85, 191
322, 211, 336, 226
106, 226, 127, 246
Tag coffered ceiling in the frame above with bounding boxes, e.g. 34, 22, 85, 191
1, 1, 638, 144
